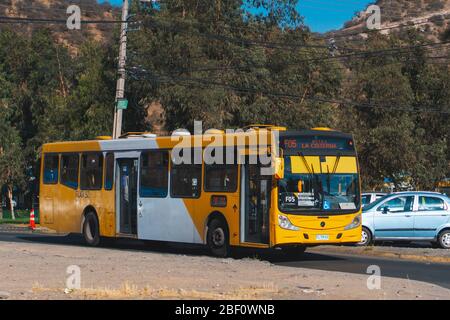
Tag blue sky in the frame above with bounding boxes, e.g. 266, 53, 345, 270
98, 0, 374, 33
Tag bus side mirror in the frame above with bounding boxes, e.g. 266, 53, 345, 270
274, 157, 284, 180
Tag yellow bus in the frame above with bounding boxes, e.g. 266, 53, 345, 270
39, 126, 362, 257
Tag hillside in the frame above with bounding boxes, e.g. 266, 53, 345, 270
329, 0, 450, 41
0, 0, 119, 50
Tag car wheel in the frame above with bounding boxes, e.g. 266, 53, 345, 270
438, 230, 450, 249
357, 227, 372, 246
207, 218, 229, 257
83, 212, 100, 247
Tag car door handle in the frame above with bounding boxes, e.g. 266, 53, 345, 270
405, 215, 412, 217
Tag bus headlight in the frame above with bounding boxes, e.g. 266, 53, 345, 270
344, 215, 361, 230
278, 215, 300, 231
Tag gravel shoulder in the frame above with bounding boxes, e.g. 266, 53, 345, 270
0, 238, 449, 300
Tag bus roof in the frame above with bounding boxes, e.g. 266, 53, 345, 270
41, 128, 353, 153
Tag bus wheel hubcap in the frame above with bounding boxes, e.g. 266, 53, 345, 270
213, 229, 225, 247
443, 233, 450, 247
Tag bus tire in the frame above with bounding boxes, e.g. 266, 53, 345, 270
83, 211, 100, 247
357, 227, 372, 246
207, 218, 229, 258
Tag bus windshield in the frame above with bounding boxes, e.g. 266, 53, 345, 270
278, 157, 360, 214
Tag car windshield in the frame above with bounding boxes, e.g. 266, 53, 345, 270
278, 157, 360, 214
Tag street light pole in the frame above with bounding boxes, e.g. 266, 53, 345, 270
112, 0, 129, 139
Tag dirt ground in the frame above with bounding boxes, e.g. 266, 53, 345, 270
0, 238, 449, 300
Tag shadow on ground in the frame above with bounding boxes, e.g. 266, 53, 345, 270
0, 232, 343, 264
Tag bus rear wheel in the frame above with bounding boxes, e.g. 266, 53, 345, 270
207, 219, 229, 258
83, 212, 100, 247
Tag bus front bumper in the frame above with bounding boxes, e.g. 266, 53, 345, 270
274, 226, 362, 246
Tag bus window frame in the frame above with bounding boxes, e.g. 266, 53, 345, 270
42, 153, 60, 185
59, 153, 80, 190
104, 152, 115, 191
204, 163, 239, 193
139, 150, 169, 198
170, 149, 203, 199
80, 152, 104, 191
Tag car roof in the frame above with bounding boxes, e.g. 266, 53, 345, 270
393, 191, 443, 195
385, 191, 450, 200
362, 192, 387, 195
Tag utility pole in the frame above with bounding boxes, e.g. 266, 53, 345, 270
112, 0, 129, 139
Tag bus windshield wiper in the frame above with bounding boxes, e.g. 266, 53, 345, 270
332, 152, 341, 175
326, 165, 331, 194
297, 152, 312, 176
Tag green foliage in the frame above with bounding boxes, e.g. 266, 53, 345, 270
0, 108, 25, 189
0, 0, 448, 195
339, 34, 449, 190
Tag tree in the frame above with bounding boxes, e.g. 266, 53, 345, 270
127, 0, 341, 132
0, 108, 25, 220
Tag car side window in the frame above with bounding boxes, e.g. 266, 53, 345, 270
378, 196, 414, 213
418, 196, 445, 211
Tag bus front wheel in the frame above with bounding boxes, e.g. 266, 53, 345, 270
83, 212, 100, 247
207, 219, 229, 258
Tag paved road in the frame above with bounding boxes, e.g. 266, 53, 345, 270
1, 231, 450, 290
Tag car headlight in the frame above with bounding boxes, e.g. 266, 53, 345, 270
344, 215, 361, 230
278, 215, 300, 231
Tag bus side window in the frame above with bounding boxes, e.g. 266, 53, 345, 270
170, 150, 202, 199
80, 153, 104, 190
43, 154, 59, 185
140, 151, 169, 198
104, 153, 115, 191
204, 164, 238, 193
60, 154, 79, 189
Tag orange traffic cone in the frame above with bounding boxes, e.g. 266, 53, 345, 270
29, 209, 36, 231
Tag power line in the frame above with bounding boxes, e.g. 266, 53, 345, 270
143, 18, 334, 51
129, 40, 450, 77
0, 2, 120, 17
0, 15, 126, 24
126, 69, 450, 115
324, 19, 447, 40
141, 10, 449, 44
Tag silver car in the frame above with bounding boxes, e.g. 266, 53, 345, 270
359, 192, 450, 249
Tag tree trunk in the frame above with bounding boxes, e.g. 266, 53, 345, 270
0, 196, 3, 220
7, 186, 15, 220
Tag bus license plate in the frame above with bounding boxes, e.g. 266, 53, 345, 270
316, 235, 329, 241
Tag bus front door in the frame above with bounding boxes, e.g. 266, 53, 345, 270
118, 158, 138, 235
241, 164, 271, 244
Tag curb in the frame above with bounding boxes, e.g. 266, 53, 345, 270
0, 224, 55, 234
310, 247, 450, 264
